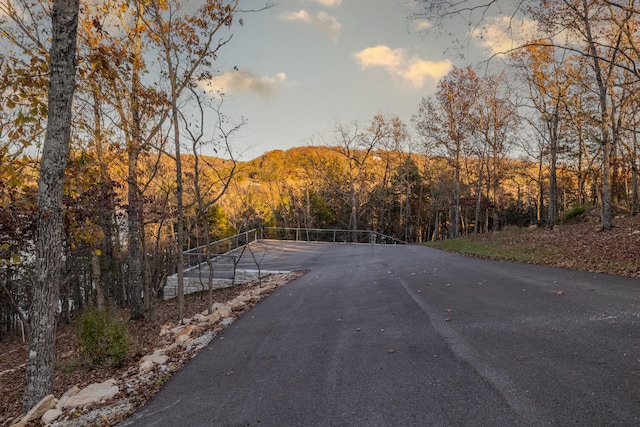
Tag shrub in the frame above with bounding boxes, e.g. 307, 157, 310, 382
562, 204, 590, 223
75, 307, 130, 368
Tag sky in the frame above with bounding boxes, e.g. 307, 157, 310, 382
198, 0, 520, 160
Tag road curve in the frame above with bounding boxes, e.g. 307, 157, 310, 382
119, 243, 640, 426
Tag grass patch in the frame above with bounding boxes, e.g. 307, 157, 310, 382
424, 230, 560, 264
56, 357, 82, 375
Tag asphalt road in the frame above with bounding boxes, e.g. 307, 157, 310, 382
119, 242, 640, 426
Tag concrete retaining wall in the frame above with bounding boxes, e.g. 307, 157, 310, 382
164, 270, 290, 300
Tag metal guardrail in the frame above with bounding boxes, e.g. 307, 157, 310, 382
261, 227, 407, 245
182, 227, 406, 267
182, 229, 258, 268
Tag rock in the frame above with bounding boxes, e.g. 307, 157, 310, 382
62, 385, 81, 398
209, 311, 221, 324
180, 337, 194, 348
216, 305, 232, 318
159, 322, 175, 336
230, 298, 245, 311
176, 325, 202, 339
193, 313, 209, 324
175, 325, 202, 347
42, 408, 63, 424
138, 360, 155, 375
210, 302, 224, 312
186, 331, 214, 352
8, 420, 27, 427
169, 324, 186, 336
141, 349, 168, 365
23, 394, 58, 422
219, 317, 235, 327
58, 379, 119, 409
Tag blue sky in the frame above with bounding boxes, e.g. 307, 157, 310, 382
199, 0, 517, 160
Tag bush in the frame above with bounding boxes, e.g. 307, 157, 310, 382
562, 204, 592, 223
75, 307, 130, 368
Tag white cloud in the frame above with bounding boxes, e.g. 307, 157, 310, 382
280, 10, 341, 41
310, 0, 343, 6
201, 70, 287, 98
471, 15, 539, 55
280, 10, 311, 23
411, 20, 432, 31
353, 45, 452, 88
316, 11, 341, 41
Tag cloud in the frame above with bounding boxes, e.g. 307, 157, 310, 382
411, 20, 432, 31
310, 0, 343, 6
353, 45, 452, 88
280, 10, 341, 41
316, 11, 341, 41
201, 70, 287, 98
471, 16, 539, 55
280, 10, 311, 23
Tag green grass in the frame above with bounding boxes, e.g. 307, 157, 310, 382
424, 232, 559, 265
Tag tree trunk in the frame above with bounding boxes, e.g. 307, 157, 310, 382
128, 10, 145, 320
91, 251, 104, 309
632, 129, 638, 215
24, 0, 79, 413
547, 126, 558, 230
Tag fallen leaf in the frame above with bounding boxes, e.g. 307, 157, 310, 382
556, 291, 565, 296
444, 317, 452, 322
444, 308, 452, 313
388, 349, 396, 354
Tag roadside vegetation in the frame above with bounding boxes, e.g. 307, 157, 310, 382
425, 214, 640, 279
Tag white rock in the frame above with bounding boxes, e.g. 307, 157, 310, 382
23, 394, 58, 422
220, 317, 235, 327
138, 360, 155, 375
230, 298, 245, 311
159, 322, 175, 336
42, 408, 63, 424
55, 385, 81, 410
58, 379, 119, 409
141, 349, 168, 365
169, 325, 186, 335
179, 337, 194, 349
175, 334, 190, 347
216, 305, 232, 318
193, 313, 209, 323
209, 311, 221, 324
62, 385, 81, 398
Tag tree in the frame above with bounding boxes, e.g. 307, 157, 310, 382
415, 66, 481, 237
477, 71, 519, 231
23, 0, 79, 413
145, 0, 239, 321
512, 42, 573, 229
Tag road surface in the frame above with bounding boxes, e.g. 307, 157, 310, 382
119, 242, 640, 426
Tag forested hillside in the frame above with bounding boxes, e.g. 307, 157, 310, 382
4, 0, 640, 418
1, 136, 633, 343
